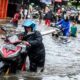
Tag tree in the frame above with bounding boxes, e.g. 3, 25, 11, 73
70, 0, 80, 8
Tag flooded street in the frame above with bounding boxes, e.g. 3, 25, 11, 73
0, 21, 80, 80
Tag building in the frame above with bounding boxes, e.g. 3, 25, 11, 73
0, 0, 22, 19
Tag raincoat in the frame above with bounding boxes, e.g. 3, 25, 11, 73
56, 19, 70, 36
21, 30, 45, 72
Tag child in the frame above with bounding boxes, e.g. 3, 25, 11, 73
70, 21, 77, 37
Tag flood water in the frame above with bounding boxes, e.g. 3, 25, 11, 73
0, 21, 80, 80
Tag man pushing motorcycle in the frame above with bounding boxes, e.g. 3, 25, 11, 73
0, 19, 45, 74
19, 19, 45, 72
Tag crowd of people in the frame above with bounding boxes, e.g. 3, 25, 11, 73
9, 3, 80, 73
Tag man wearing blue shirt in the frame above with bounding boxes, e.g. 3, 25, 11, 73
56, 15, 70, 36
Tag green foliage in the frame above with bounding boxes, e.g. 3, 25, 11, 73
68, 0, 80, 8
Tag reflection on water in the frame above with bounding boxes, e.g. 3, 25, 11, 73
0, 75, 42, 80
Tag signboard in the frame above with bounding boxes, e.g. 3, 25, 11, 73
55, 0, 62, 2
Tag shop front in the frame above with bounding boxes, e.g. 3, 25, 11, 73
0, 0, 22, 19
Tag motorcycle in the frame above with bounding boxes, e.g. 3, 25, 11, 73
0, 34, 27, 75
50, 23, 70, 43
50, 23, 63, 38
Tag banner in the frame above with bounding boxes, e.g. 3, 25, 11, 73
41, 0, 52, 4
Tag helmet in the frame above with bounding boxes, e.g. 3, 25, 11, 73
22, 19, 36, 31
